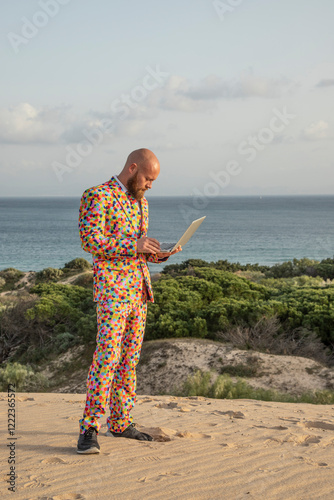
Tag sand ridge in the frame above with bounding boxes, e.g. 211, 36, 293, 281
50, 338, 334, 397
1, 392, 334, 499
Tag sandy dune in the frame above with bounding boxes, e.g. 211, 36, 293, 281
52, 338, 334, 397
1, 392, 334, 499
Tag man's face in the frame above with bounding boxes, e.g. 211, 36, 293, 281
127, 163, 159, 200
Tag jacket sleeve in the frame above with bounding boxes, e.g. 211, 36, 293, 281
146, 253, 170, 264
79, 188, 137, 258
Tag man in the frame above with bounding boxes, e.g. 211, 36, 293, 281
77, 148, 181, 454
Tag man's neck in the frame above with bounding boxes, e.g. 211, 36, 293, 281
116, 173, 128, 189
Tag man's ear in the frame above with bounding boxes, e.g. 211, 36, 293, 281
129, 162, 138, 174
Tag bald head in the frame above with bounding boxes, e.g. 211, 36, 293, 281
125, 148, 159, 172
118, 148, 160, 200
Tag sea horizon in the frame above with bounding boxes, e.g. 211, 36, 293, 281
1, 195, 333, 272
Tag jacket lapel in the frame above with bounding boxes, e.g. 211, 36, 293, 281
108, 176, 145, 236
108, 177, 137, 231
141, 197, 149, 236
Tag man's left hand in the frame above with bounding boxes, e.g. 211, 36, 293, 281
156, 245, 182, 259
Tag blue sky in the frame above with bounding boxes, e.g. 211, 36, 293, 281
1, 0, 334, 196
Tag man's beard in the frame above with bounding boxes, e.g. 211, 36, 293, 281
127, 171, 146, 200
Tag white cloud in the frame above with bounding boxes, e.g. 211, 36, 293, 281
302, 120, 330, 141
0, 103, 117, 145
0, 103, 73, 144
146, 75, 210, 113
145, 72, 292, 113
0, 72, 293, 146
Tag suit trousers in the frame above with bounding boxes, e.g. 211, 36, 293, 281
79, 286, 147, 434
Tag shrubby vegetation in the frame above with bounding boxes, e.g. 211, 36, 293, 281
146, 260, 334, 365
0, 361, 48, 391
217, 316, 331, 365
266, 257, 334, 280
35, 258, 93, 283
0, 282, 96, 364
178, 370, 334, 405
35, 267, 64, 283
0, 268, 25, 291
163, 257, 334, 280
0, 257, 333, 374
62, 258, 92, 272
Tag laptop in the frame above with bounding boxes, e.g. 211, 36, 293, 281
159, 216, 206, 252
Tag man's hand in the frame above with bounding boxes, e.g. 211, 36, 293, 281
156, 245, 182, 259
137, 236, 161, 253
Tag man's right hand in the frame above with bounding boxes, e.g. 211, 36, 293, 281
137, 237, 161, 253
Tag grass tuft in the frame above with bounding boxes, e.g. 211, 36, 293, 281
177, 370, 334, 405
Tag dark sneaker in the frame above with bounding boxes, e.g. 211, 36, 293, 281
106, 423, 153, 441
77, 427, 100, 454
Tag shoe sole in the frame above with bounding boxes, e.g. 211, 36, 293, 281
76, 447, 100, 454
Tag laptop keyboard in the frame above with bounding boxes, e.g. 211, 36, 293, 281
159, 242, 176, 251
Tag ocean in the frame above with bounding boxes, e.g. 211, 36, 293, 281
0, 195, 333, 273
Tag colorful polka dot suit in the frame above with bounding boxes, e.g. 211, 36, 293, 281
78, 176, 164, 303
78, 176, 167, 434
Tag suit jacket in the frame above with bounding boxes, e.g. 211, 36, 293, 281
78, 176, 167, 303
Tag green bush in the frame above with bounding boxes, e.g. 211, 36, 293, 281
273, 286, 334, 345
62, 258, 92, 272
146, 278, 203, 339
162, 259, 270, 276
2, 257, 334, 369
260, 276, 324, 290
315, 258, 334, 280
35, 267, 64, 283
164, 257, 334, 281
264, 257, 334, 280
0, 362, 49, 391
25, 283, 96, 341
177, 370, 262, 399
146, 263, 334, 358
0, 268, 24, 290
178, 370, 334, 404
147, 270, 274, 342
54, 332, 76, 352
1, 283, 96, 364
